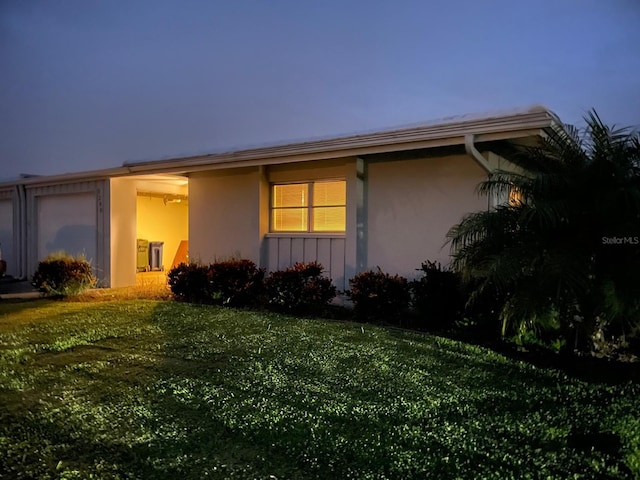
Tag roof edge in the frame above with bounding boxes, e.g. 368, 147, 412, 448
125, 105, 559, 172
0, 105, 561, 188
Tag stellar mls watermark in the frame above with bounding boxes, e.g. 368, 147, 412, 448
601, 236, 639, 245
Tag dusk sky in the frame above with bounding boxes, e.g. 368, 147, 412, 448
1, 0, 639, 181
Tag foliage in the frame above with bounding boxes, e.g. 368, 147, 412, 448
448, 111, 640, 352
31, 251, 96, 297
263, 261, 336, 313
208, 259, 264, 307
0, 300, 638, 479
167, 262, 210, 303
167, 260, 264, 307
455, 278, 510, 342
347, 268, 410, 322
411, 261, 465, 331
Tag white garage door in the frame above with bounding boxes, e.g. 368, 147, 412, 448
0, 199, 13, 275
37, 192, 97, 264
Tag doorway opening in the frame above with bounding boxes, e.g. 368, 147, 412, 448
135, 175, 188, 286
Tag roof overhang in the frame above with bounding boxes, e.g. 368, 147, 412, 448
0, 105, 562, 188
124, 105, 559, 175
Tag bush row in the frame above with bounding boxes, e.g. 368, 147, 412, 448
167, 260, 336, 314
166, 259, 494, 334
30, 253, 494, 336
30, 253, 637, 355
350, 263, 505, 339
347, 261, 480, 332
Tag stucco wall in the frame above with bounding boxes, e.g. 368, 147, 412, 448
0, 199, 14, 276
189, 167, 263, 264
188, 154, 486, 282
109, 178, 137, 288
366, 154, 486, 279
136, 195, 188, 269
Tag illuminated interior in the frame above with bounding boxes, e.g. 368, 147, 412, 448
135, 175, 189, 280
271, 180, 346, 232
508, 187, 523, 206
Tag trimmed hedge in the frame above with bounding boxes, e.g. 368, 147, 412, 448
264, 262, 336, 314
209, 259, 264, 308
32, 252, 96, 297
167, 263, 210, 303
346, 268, 410, 322
168, 259, 264, 307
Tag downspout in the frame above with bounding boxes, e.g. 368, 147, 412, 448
19, 184, 27, 280
465, 133, 497, 211
14, 184, 27, 279
13, 185, 20, 278
464, 134, 493, 174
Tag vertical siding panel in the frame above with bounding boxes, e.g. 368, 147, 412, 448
330, 238, 346, 291
277, 237, 291, 270
291, 238, 304, 264
317, 238, 331, 276
303, 238, 317, 263
266, 235, 346, 289
266, 237, 278, 273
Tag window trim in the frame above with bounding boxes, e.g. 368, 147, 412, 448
270, 179, 346, 233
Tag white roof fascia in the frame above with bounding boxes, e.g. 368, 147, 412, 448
125, 108, 557, 174
0, 106, 560, 186
0, 166, 133, 189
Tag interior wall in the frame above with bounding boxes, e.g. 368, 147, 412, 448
0, 199, 14, 276
366, 154, 486, 279
136, 195, 188, 269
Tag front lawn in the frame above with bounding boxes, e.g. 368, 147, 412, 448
0, 299, 638, 479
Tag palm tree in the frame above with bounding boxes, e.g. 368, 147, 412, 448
448, 111, 640, 352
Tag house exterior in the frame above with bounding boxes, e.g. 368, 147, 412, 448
0, 106, 562, 290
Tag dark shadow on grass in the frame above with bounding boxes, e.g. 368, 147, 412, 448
139, 301, 316, 478
377, 322, 640, 386
0, 297, 55, 317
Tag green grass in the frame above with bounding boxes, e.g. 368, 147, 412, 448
0, 299, 639, 479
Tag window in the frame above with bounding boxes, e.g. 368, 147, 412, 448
271, 180, 346, 232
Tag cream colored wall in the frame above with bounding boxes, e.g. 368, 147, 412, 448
268, 158, 348, 183
0, 199, 14, 276
109, 178, 137, 287
189, 154, 486, 281
189, 167, 262, 264
366, 154, 486, 279
136, 195, 188, 269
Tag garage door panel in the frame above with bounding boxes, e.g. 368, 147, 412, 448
37, 193, 97, 263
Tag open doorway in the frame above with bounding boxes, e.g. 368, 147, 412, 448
135, 175, 188, 285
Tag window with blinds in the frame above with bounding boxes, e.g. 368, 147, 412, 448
271, 180, 346, 232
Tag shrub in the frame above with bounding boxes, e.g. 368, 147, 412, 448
32, 252, 96, 297
411, 261, 465, 331
456, 279, 508, 342
347, 268, 410, 323
167, 262, 210, 303
208, 259, 264, 308
263, 262, 336, 314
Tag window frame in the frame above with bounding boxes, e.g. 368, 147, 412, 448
270, 179, 346, 234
